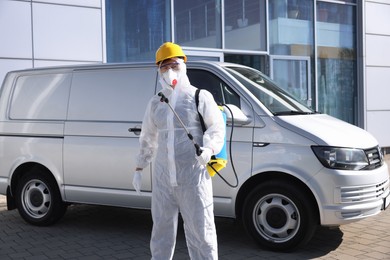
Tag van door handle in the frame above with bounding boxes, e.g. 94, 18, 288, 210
128, 126, 141, 136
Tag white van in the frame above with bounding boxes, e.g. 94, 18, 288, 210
0, 61, 388, 252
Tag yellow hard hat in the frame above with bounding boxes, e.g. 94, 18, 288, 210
155, 42, 187, 65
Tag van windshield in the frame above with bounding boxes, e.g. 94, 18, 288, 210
224, 66, 315, 115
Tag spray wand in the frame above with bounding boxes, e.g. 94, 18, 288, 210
158, 92, 202, 156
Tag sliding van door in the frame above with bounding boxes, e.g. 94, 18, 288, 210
64, 66, 157, 208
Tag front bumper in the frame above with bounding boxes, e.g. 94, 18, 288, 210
310, 162, 389, 226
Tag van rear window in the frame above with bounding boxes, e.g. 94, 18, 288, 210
10, 73, 71, 120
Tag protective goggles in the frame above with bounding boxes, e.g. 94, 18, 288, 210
159, 61, 180, 73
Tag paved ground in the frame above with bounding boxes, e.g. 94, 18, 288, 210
0, 158, 389, 259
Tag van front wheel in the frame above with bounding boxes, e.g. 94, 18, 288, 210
15, 171, 67, 226
242, 180, 318, 252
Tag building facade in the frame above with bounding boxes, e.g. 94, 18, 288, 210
0, 0, 390, 151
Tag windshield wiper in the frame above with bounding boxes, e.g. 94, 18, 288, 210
273, 111, 317, 116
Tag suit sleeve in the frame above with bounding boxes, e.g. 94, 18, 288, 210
136, 98, 159, 169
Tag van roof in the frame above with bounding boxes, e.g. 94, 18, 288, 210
7, 60, 245, 74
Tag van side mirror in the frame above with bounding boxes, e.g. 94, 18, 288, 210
223, 104, 250, 125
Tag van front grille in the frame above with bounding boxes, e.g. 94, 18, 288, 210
340, 178, 389, 203
362, 147, 383, 170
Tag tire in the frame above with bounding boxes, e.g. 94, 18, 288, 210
242, 180, 318, 252
15, 170, 67, 226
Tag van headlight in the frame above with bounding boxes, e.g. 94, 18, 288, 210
311, 146, 369, 170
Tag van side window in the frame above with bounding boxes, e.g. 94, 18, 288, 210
187, 69, 240, 107
68, 68, 156, 122
10, 73, 71, 120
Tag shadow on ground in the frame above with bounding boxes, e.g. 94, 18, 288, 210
0, 201, 346, 259
48, 204, 344, 259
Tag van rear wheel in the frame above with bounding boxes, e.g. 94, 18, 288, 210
242, 180, 318, 252
15, 171, 67, 226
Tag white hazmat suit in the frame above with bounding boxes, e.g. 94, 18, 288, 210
135, 59, 225, 259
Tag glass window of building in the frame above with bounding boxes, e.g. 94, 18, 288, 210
268, 0, 314, 108
269, 0, 314, 56
106, 0, 171, 62
316, 1, 357, 124
271, 58, 311, 106
224, 54, 266, 72
174, 0, 222, 48
224, 0, 266, 51
268, 0, 358, 125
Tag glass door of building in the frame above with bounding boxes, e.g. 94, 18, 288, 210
270, 55, 312, 107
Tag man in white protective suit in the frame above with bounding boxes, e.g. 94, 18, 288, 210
132, 42, 225, 260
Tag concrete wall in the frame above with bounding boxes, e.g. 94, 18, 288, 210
364, 0, 390, 147
0, 0, 103, 83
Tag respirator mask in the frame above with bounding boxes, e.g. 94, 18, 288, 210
159, 59, 185, 89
